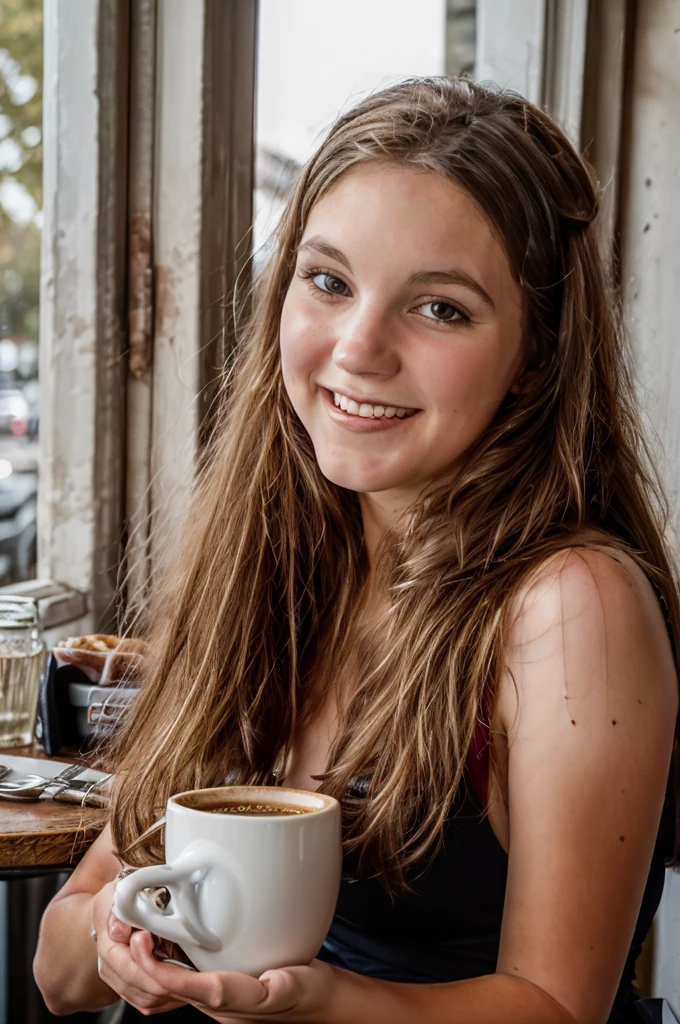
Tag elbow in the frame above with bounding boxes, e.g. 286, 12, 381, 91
33, 968, 112, 1016
33, 950, 74, 1016
33, 948, 107, 1017
33, 959, 67, 1016
497, 972, 581, 1024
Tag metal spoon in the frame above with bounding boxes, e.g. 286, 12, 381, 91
0, 763, 84, 800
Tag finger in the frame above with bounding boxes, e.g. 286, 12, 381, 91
97, 954, 185, 1013
107, 912, 133, 944
258, 968, 298, 1006
130, 931, 270, 1013
257, 961, 334, 1016
99, 932, 185, 1005
91, 880, 119, 934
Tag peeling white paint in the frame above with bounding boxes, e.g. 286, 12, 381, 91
39, 0, 101, 593
39, 0, 127, 630
148, 0, 205, 580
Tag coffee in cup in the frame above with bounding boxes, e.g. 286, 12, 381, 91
207, 801, 313, 815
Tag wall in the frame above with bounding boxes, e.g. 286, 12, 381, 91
621, 0, 680, 521
619, 0, 680, 1006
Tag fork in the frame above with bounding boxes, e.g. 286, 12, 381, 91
0, 763, 84, 800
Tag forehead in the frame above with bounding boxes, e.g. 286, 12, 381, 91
301, 162, 512, 286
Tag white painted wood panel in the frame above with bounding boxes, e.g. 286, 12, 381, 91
542, 0, 589, 145
148, 0, 204, 582
475, 0, 546, 104
619, 0, 680, 1007
39, 0, 100, 598
147, 1, 257, 590
39, 0, 128, 632
580, 0, 628, 259
621, 0, 680, 522
125, 0, 156, 613
475, 0, 589, 147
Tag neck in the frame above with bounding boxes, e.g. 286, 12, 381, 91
358, 490, 412, 598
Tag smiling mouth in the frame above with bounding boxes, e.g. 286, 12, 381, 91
328, 389, 418, 420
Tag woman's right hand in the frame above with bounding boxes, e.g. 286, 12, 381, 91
91, 878, 188, 1015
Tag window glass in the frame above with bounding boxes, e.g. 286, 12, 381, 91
0, 0, 41, 584
254, 0, 456, 267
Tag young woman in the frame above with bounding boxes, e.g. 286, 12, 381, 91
34, 77, 679, 1024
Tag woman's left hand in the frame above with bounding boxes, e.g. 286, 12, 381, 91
128, 929, 341, 1022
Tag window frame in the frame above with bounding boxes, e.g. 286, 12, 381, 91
26, 0, 257, 635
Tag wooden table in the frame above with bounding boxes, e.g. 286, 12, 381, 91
0, 745, 110, 1022
0, 744, 108, 872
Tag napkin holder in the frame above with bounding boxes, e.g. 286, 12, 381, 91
37, 653, 88, 755
37, 652, 137, 756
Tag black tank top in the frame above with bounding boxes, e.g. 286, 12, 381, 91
120, 779, 673, 1024
316, 747, 676, 1024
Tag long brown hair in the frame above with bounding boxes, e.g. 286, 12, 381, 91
109, 77, 680, 889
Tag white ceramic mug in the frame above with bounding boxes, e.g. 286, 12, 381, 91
113, 785, 342, 976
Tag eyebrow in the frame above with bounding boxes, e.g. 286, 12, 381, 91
296, 236, 496, 311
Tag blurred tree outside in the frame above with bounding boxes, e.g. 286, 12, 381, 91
0, 0, 42, 344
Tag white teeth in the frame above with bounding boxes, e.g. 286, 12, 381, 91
329, 390, 415, 420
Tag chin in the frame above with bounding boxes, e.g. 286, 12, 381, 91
315, 456, 402, 494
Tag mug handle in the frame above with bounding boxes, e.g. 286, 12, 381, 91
113, 839, 228, 952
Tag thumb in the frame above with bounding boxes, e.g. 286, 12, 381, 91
107, 912, 134, 944
258, 967, 299, 1006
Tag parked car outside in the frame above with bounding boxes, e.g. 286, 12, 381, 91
0, 463, 37, 583
0, 389, 30, 438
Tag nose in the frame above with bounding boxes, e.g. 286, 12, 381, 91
332, 303, 400, 378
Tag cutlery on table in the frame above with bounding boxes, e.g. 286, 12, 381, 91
0, 763, 85, 800
52, 772, 113, 807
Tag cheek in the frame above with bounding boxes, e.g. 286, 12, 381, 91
280, 297, 323, 378
422, 348, 495, 406
422, 335, 520, 428
279, 301, 306, 398
279, 298, 330, 423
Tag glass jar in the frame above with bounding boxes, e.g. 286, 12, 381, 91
0, 597, 45, 747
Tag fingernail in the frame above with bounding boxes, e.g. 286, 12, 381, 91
108, 917, 130, 941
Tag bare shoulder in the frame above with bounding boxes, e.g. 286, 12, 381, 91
496, 545, 678, 743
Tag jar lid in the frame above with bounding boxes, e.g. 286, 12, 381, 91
0, 596, 39, 628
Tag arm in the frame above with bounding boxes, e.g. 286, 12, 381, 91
126, 547, 677, 1024
493, 548, 677, 1024
33, 822, 122, 1013
34, 821, 187, 1016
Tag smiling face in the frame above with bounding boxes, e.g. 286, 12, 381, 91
280, 161, 525, 523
